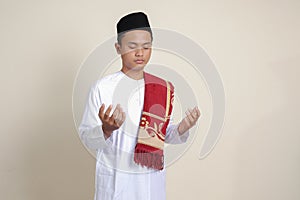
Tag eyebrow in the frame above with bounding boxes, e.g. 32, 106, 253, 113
127, 42, 152, 45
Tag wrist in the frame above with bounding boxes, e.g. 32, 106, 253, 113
102, 126, 113, 139
177, 123, 186, 135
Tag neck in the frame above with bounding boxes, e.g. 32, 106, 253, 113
121, 68, 144, 80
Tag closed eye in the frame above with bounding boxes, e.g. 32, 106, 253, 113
128, 45, 137, 49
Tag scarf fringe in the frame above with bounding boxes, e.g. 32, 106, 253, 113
134, 143, 164, 170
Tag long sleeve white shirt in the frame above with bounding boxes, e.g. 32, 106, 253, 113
78, 71, 189, 200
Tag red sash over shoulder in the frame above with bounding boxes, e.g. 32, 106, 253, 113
134, 72, 174, 170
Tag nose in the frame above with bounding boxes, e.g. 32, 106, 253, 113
135, 48, 143, 57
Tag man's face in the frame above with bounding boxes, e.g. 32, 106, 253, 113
115, 30, 152, 72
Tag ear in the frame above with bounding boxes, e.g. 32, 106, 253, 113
115, 42, 121, 54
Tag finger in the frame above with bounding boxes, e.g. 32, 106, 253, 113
120, 111, 126, 124
114, 111, 125, 127
114, 118, 120, 127
194, 106, 201, 118
185, 113, 194, 124
119, 105, 123, 113
114, 105, 124, 124
112, 104, 120, 121
114, 114, 123, 126
191, 106, 201, 120
186, 108, 195, 119
185, 109, 195, 125
190, 107, 199, 120
118, 107, 125, 122
191, 107, 199, 118
99, 103, 105, 119
104, 104, 113, 120
183, 116, 191, 127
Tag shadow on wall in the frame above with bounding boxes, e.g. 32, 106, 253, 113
233, 57, 300, 200
12, 41, 96, 199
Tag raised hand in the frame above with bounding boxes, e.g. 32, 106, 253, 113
98, 103, 126, 139
177, 106, 201, 135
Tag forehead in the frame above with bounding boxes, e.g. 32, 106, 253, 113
121, 30, 152, 44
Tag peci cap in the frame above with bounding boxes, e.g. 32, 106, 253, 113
116, 12, 152, 35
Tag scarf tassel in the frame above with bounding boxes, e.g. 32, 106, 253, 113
134, 143, 164, 170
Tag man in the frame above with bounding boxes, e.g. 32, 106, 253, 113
79, 12, 200, 200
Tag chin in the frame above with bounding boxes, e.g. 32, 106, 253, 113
132, 64, 146, 70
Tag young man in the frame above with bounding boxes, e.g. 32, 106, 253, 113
79, 12, 200, 200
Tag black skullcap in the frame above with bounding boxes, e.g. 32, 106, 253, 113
117, 12, 152, 34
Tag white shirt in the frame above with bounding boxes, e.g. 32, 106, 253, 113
79, 71, 189, 200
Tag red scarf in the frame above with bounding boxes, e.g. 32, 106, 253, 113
134, 72, 174, 170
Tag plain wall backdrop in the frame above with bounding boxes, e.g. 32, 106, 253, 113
1, 0, 299, 199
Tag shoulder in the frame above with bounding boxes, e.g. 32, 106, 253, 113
92, 71, 123, 91
144, 72, 174, 91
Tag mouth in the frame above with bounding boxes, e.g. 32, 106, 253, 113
135, 59, 145, 64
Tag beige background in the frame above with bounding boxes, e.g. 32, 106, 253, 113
1, 0, 300, 199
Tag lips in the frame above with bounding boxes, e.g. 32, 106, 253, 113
135, 59, 144, 64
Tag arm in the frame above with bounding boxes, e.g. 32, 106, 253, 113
165, 91, 201, 144
78, 83, 111, 150
165, 110, 190, 144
